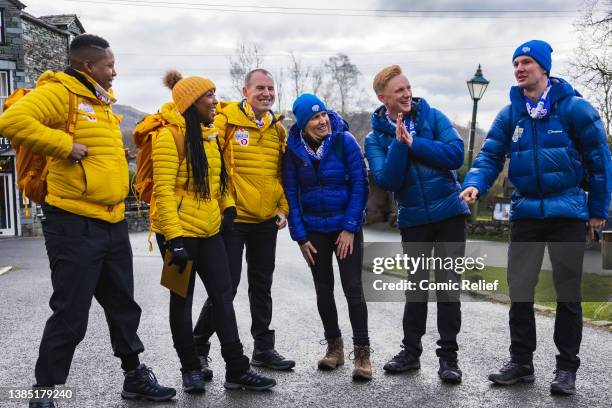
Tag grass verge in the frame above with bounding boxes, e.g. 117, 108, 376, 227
463, 266, 611, 322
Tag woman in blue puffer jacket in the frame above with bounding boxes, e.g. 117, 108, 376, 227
282, 93, 371, 381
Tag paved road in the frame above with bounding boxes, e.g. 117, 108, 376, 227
0, 229, 610, 407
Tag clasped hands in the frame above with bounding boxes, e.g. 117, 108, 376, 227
395, 112, 413, 146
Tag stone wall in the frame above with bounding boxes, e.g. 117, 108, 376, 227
125, 210, 150, 233
21, 18, 67, 87
20, 209, 150, 237
0, 2, 26, 87
366, 173, 394, 224
467, 219, 510, 237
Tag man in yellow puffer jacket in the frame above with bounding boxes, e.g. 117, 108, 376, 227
0, 34, 175, 406
193, 69, 295, 370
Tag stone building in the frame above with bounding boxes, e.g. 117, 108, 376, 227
0, 0, 85, 236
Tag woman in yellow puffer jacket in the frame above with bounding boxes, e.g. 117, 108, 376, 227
152, 70, 276, 393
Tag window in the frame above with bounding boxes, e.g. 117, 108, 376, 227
0, 71, 10, 114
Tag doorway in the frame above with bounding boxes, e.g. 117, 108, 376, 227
0, 172, 15, 236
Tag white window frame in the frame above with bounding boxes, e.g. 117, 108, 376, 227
0, 70, 10, 114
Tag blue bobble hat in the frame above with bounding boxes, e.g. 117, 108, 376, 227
512, 40, 553, 74
292, 93, 327, 130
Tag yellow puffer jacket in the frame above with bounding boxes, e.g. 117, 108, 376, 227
215, 101, 288, 223
150, 102, 234, 240
0, 70, 127, 223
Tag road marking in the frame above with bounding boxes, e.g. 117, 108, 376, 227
0, 266, 13, 276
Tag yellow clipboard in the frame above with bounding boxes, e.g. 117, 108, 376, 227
160, 251, 193, 298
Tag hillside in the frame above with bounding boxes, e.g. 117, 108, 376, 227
114, 104, 148, 152
114, 105, 488, 165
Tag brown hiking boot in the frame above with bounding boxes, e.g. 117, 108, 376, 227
352, 345, 373, 381
318, 337, 344, 370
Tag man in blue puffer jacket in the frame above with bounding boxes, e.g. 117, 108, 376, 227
461, 40, 612, 395
365, 65, 469, 383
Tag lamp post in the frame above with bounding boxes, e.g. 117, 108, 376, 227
466, 65, 489, 220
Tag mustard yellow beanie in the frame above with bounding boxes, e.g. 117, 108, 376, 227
163, 70, 215, 114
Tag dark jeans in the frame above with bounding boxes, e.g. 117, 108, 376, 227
194, 218, 278, 351
35, 204, 144, 386
307, 229, 369, 346
399, 215, 466, 362
508, 218, 586, 372
156, 234, 249, 378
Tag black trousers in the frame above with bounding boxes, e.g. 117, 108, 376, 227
156, 234, 249, 378
194, 218, 278, 351
308, 229, 369, 346
508, 218, 585, 372
36, 204, 144, 386
399, 215, 466, 362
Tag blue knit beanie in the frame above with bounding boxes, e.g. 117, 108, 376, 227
292, 93, 327, 130
512, 40, 553, 74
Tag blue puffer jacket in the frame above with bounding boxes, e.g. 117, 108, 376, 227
365, 98, 470, 228
282, 110, 368, 242
463, 77, 612, 221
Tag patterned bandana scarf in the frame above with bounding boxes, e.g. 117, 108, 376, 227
70, 69, 116, 105
241, 100, 273, 129
525, 80, 552, 119
301, 130, 329, 161
92, 81, 114, 105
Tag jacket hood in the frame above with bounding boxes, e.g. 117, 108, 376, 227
36, 70, 117, 104
509, 76, 580, 112
370, 97, 430, 135
287, 109, 347, 153
160, 101, 185, 127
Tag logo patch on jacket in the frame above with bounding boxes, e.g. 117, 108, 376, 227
78, 102, 97, 122
512, 126, 524, 143
234, 128, 250, 146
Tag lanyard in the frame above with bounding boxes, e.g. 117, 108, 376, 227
525, 80, 551, 119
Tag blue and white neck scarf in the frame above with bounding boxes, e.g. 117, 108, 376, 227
406, 119, 417, 138
525, 80, 552, 119
301, 130, 329, 161
385, 112, 417, 138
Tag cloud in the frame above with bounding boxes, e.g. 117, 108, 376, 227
377, 0, 580, 11
23, 0, 587, 129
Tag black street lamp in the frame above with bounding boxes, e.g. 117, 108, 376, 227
466, 65, 489, 221
466, 64, 489, 169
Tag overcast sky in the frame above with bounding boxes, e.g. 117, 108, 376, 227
22, 0, 597, 129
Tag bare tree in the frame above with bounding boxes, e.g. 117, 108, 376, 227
589, 0, 612, 37
355, 87, 376, 112
288, 52, 310, 100
310, 66, 324, 95
228, 41, 264, 98
569, 0, 612, 138
275, 66, 286, 114
325, 53, 361, 114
